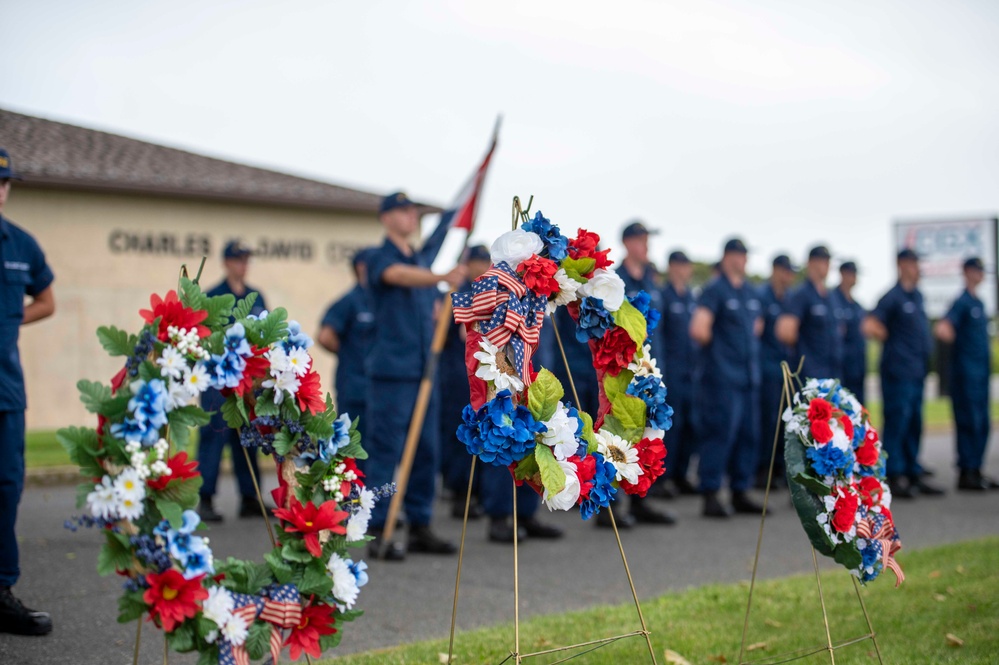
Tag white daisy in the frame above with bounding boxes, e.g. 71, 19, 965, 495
540, 403, 580, 461
165, 378, 191, 410
114, 468, 146, 504
116, 494, 144, 521
627, 344, 662, 379
546, 268, 581, 314
327, 554, 360, 609
286, 347, 312, 377
182, 363, 211, 396
473, 340, 525, 393
543, 460, 581, 511
262, 370, 300, 404
357, 487, 375, 512
221, 613, 249, 646
202, 586, 234, 629
265, 346, 291, 375
87, 476, 118, 520
345, 508, 370, 542
595, 430, 643, 485
156, 346, 186, 380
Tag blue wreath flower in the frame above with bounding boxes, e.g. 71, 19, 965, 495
348, 559, 369, 588
521, 211, 569, 262
858, 539, 883, 582
207, 322, 256, 389
457, 390, 545, 466
627, 291, 660, 337
154, 510, 214, 579
575, 296, 614, 343
282, 320, 314, 351
566, 404, 589, 457
626, 375, 674, 431
805, 442, 854, 477
579, 452, 618, 520
112, 378, 169, 445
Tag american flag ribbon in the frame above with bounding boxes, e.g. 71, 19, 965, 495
857, 513, 904, 587
219, 585, 302, 665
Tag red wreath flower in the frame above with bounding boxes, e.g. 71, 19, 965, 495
272, 497, 349, 557
592, 327, 637, 377
567, 229, 612, 272
146, 451, 199, 491
855, 435, 879, 466
838, 415, 854, 440
139, 290, 210, 342
143, 570, 208, 632
810, 419, 833, 444
571, 454, 597, 500
230, 345, 269, 397
856, 476, 883, 508
621, 437, 666, 497
341, 458, 365, 490
807, 398, 833, 422
284, 598, 337, 661
296, 370, 325, 415
831, 491, 860, 533
517, 255, 561, 298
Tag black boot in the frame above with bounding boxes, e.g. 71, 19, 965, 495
702, 491, 733, 518
368, 529, 406, 561
887, 475, 916, 499
488, 517, 527, 543
408, 525, 458, 555
732, 491, 769, 515
596, 505, 636, 529
0, 587, 52, 636
674, 477, 699, 495
911, 476, 945, 496
451, 497, 484, 520
520, 516, 564, 539
630, 496, 677, 525
239, 495, 272, 518
957, 469, 988, 491
197, 496, 223, 523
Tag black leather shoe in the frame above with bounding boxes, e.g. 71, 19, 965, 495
239, 496, 275, 518
520, 517, 564, 539
408, 525, 458, 555
630, 497, 677, 525
368, 531, 406, 561
911, 477, 945, 496
702, 492, 733, 518
451, 498, 484, 520
887, 476, 916, 499
197, 496, 223, 523
488, 517, 527, 543
674, 477, 699, 495
732, 491, 769, 515
596, 507, 636, 529
984, 475, 999, 490
957, 469, 989, 491
0, 587, 52, 636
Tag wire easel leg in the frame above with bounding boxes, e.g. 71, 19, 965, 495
242, 447, 277, 548
447, 456, 478, 664
133, 615, 142, 665
512, 478, 521, 664
607, 509, 658, 664
811, 548, 836, 664
851, 577, 885, 665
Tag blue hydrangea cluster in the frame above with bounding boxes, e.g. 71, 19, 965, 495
566, 403, 589, 458
627, 375, 674, 431
858, 538, 884, 582
64, 514, 118, 532
521, 211, 569, 262
130, 534, 171, 574
627, 291, 660, 338
579, 452, 618, 520
806, 443, 855, 478
457, 390, 545, 466
124, 330, 156, 379
153, 510, 214, 579
206, 322, 254, 390
575, 296, 614, 343
241, 414, 309, 458
282, 320, 313, 351
111, 378, 169, 445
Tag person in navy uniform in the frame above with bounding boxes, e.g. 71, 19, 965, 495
755, 254, 797, 488
690, 238, 766, 518
440, 245, 491, 521
197, 241, 269, 522
609, 220, 676, 526
317, 248, 375, 443
862, 248, 945, 499
831, 261, 867, 403
658, 250, 699, 496
934, 257, 999, 492
0, 149, 56, 636
776, 245, 843, 381
363, 191, 465, 560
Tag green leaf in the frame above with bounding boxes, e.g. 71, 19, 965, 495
534, 445, 565, 497
320, 630, 344, 650
202, 293, 236, 329
137, 360, 160, 383
231, 291, 259, 321
512, 453, 540, 481
602, 370, 633, 404
265, 548, 294, 584
560, 257, 595, 283
168, 405, 211, 429
117, 591, 147, 624
612, 300, 648, 348
299, 558, 334, 597
526, 368, 564, 422
791, 472, 832, 496
197, 648, 217, 665
102, 394, 131, 421
97, 531, 133, 576
256, 307, 289, 347
272, 429, 300, 456
281, 542, 313, 564
253, 393, 280, 418
245, 621, 270, 660
75, 482, 92, 510
178, 277, 207, 312
56, 426, 104, 477
219, 397, 247, 429
833, 542, 863, 571
166, 621, 196, 652
96, 325, 134, 356
77, 380, 113, 413
155, 496, 184, 529
577, 410, 598, 454
601, 414, 643, 445
337, 608, 363, 622
304, 395, 337, 438
608, 393, 647, 438
157, 475, 203, 509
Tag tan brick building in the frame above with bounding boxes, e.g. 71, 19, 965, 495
0, 108, 409, 430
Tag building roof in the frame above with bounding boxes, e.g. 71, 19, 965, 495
0, 108, 404, 213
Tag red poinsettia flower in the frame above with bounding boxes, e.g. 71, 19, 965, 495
621, 437, 667, 497
230, 345, 269, 397
810, 419, 833, 444
147, 451, 200, 491
567, 229, 612, 273
139, 290, 210, 342
592, 327, 637, 377
856, 476, 883, 508
807, 398, 833, 422
571, 454, 597, 500
143, 570, 208, 632
272, 497, 348, 557
830, 491, 860, 533
284, 598, 337, 661
838, 415, 853, 440
517, 255, 561, 298
296, 370, 324, 415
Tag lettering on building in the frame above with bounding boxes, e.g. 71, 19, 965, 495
109, 230, 211, 257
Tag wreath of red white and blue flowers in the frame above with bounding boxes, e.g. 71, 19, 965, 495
783, 379, 904, 585
60, 278, 390, 663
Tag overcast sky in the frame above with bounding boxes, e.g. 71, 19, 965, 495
3, 0, 998, 305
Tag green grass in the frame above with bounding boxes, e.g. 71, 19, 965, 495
327, 537, 999, 665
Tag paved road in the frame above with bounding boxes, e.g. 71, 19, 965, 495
2, 432, 998, 665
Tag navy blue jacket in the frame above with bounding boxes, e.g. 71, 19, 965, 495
758, 281, 793, 383
870, 282, 931, 381
944, 289, 990, 381
659, 282, 697, 387
784, 280, 843, 380
831, 287, 866, 383
696, 273, 761, 390
322, 284, 375, 402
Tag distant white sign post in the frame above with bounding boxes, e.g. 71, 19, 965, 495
894, 217, 998, 318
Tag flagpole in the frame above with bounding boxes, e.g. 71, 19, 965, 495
378, 119, 499, 557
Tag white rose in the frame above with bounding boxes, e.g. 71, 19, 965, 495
578, 269, 626, 312
490, 230, 544, 268
543, 460, 582, 511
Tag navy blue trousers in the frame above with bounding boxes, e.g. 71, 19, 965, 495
664, 384, 697, 481
842, 373, 866, 405
198, 389, 260, 499
951, 374, 990, 471
480, 462, 540, 518
696, 385, 759, 493
440, 376, 475, 497
758, 377, 786, 476
339, 397, 368, 447
0, 410, 25, 587
881, 377, 924, 478
362, 378, 440, 529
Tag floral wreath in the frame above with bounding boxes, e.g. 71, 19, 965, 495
451, 211, 672, 518
60, 278, 391, 663
783, 379, 904, 585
